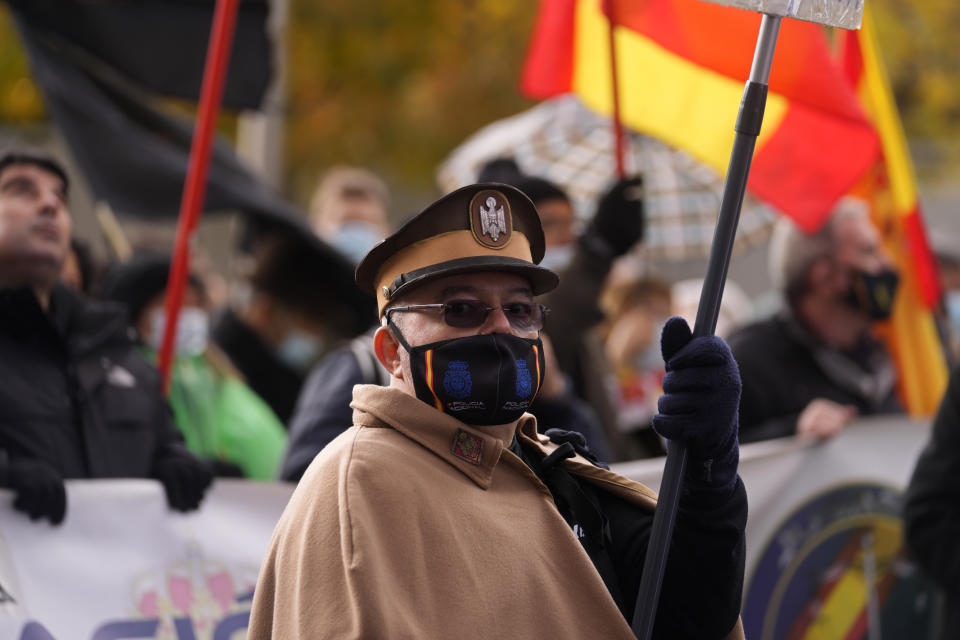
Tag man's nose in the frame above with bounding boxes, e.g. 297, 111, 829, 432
38, 191, 62, 217
480, 306, 514, 335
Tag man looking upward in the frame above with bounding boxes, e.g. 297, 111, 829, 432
0, 148, 211, 525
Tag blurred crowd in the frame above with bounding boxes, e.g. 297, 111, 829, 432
7, 144, 960, 635
7, 147, 960, 495
2, 145, 960, 572
7, 147, 960, 484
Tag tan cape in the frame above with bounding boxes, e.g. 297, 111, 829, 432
248, 385, 744, 639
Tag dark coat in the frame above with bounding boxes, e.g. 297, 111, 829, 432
727, 313, 901, 443
211, 308, 303, 425
904, 365, 960, 640
0, 285, 191, 478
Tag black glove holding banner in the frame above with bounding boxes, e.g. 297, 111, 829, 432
4, 457, 67, 525
580, 176, 645, 259
652, 316, 741, 493
152, 454, 214, 512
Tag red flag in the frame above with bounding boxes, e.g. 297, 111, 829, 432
522, 0, 880, 231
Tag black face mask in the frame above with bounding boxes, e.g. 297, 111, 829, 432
844, 268, 900, 320
389, 320, 545, 426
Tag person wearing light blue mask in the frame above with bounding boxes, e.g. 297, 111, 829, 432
328, 221, 386, 265
308, 166, 390, 265
101, 255, 287, 480
271, 310, 327, 373
210, 232, 371, 424
509, 176, 577, 273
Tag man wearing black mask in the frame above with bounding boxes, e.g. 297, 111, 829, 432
728, 196, 903, 443
249, 184, 747, 639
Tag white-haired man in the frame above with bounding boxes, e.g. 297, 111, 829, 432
728, 198, 902, 442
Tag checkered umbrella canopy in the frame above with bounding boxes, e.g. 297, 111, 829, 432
437, 95, 779, 262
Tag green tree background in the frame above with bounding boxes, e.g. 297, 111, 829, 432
0, 0, 957, 208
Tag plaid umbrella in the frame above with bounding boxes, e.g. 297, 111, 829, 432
437, 95, 779, 262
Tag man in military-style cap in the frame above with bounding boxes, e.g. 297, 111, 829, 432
249, 184, 747, 639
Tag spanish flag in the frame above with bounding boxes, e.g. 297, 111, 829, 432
521, 0, 879, 231
838, 8, 947, 416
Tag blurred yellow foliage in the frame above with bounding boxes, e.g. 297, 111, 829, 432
0, 1, 956, 192
0, 7, 44, 122
283, 1, 539, 202
871, 0, 960, 147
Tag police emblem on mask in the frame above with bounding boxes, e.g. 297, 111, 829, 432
443, 361, 472, 399
515, 359, 532, 398
469, 190, 512, 249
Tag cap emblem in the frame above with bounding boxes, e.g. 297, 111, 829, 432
469, 190, 512, 249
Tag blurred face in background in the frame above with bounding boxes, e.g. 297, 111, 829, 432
315, 187, 389, 264
328, 188, 389, 230
536, 197, 576, 272
137, 286, 209, 357
536, 197, 576, 248
831, 211, 893, 282
604, 288, 672, 372
0, 163, 71, 289
820, 210, 899, 321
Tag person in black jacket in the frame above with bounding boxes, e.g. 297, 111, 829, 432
904, 365, 960, 640
727, 198, 903, 443
0, 148, 212, 525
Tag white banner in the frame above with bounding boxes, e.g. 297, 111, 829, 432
0, 417, 939, 639
614, 416, 938, 639
0, 480, 293, 640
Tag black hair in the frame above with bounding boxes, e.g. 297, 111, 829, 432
100, 253, 204, 323
509, 176, 570, 206
476, 157, 523, 184
0, 148, 70, 195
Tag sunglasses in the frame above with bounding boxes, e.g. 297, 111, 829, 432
386, 300, 549, 331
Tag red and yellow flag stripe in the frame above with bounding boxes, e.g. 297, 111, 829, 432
423, 350, 444, 412
839, 8, 947, 416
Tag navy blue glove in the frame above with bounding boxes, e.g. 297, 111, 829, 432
5, 457, 67, 525
652, 317, 741, 491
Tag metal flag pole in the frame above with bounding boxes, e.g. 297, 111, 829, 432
631, 13, 782, 639
158, 0, 240, 393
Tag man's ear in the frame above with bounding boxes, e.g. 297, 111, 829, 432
373, 325, 403, 378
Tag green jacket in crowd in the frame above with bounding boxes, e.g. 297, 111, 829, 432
149, 350, 287, 480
